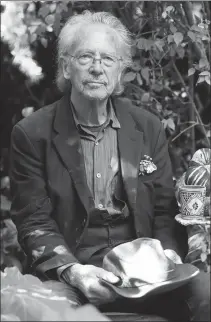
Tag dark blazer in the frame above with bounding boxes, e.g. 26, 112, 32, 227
10, 95, 183, 278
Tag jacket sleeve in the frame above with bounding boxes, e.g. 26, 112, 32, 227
10, 124, 79, 278
152, 123, 183, 254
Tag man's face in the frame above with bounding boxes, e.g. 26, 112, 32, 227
63, 24, 122, 101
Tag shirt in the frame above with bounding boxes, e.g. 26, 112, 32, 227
71, 100, 129, 217
57, 99, 131, 279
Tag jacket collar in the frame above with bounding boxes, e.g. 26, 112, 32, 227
53, 95, 95, 214
113, 97, 144, 211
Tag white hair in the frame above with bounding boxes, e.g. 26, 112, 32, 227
56, 11, 133, 94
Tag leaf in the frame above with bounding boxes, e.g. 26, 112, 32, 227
156, 103, 162, 112
169, 46, 176, 57
30, 33, 37, 43
170, 24, 177, 34
141, 92, 150, 103
49, 3, 57, 13
167, 118, 175, 131
123, 72, 136, 82
199, 58, 208, 69
155, 40, 165, 52
162, 119, 168, 129
131, 45, 137, 57
187, 31, 196, 41
191, 25, 205, 33
137, 38, 144, 50
151, 83, 163, 92
46, 25, 53, 32
27, 2, 36, 12
173, 32, 184, 46
1, 176, 10, 190
132, 60, 142, 72
136, 73, 143, 86
38, 6, 50, 18
45, 14, 54, 25
40, 38, 48, 48
202, 36, 210, 41
205, 77, 211, 85
162, 11, 167, 19
29, 25, 38, 34
36, 24, 46, 36
197, 76, 205, 84
166, 6, 175, 14
167, 35, 174, 44
199, 71, 210, 76
141, 67, 150, 83
1, 195, 11, 211
188, 68, 196, 76
200, 253, 207, 262
59, 2, 69, 12
137, 38, 154, 51
176, 46, 185, 59
21, 107, 34, 118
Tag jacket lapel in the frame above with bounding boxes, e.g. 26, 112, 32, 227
114, 99, 144, 212
52, 95, 94, 214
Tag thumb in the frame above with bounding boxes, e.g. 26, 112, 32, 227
100, 270, 120, 284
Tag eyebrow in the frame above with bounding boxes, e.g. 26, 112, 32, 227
76, 49, 117, 56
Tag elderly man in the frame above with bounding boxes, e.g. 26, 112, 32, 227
10, 11, 209, 321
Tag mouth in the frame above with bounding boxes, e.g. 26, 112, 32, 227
85, 81, 106, 88
85, 80, 106, 85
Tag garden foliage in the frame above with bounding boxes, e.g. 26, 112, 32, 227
0, 1, 210, 271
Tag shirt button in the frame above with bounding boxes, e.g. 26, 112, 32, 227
96, 173, 101, 178
98, 204, 104, 209
95, 141, 99, 146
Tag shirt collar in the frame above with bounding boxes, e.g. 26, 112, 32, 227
70, 98, 121, 130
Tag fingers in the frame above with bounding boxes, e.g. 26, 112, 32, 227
67, 265, 120, 306
89, 280, 117, 305
97, 268, 120, 284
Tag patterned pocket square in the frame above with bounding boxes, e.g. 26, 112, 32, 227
139, 155, 157, 176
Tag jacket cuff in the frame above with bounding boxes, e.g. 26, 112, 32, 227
57, 263, 78, 282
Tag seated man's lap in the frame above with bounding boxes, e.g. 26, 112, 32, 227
43, 272, 210, 322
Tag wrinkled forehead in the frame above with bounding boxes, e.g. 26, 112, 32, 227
73, 23, 121, 55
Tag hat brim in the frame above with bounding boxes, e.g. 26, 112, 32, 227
101, 264, 199, 299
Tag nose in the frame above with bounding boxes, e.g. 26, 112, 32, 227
89, 59, 103, 76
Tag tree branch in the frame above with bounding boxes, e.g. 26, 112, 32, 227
188, 46, 195, 154
182, 2, 206, 60
172, 61, 210, 146
171, 123, 197, 142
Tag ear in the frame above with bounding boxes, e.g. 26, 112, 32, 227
61, 56, 71, 80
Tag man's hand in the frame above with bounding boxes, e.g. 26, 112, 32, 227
164, 249, 182, 264
61, 264, 120, 306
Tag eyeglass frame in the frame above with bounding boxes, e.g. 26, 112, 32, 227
68, 52, 123, 68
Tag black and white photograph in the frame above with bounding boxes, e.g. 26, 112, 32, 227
0, 1, 210, 321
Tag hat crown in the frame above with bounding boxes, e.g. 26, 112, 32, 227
103, 238, 176, 288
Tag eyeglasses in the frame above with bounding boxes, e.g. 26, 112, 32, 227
70, 52, 123, 68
